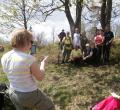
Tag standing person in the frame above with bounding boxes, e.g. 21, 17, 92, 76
80, 31, 88, 52
62, 31, 72, 63
94, 29, 104, 65
73, 28, 81, 48
103, 26, 114, 64
1, 29, 55, 110
58, 29, 66, 50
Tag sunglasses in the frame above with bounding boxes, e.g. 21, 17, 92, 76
31, 41, 33, 44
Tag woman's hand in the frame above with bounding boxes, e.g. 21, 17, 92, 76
30, 56, 48, 81
83, 57, 86, 60
42, 56, 48, 63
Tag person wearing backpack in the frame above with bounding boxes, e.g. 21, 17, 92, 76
62, 31, 72, 63
58, 29, 66, 50
80, 31, 88, 52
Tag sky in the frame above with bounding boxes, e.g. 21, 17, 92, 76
0, 1, 71, 43
32, 10, 70, 43
28, 0, 120, 43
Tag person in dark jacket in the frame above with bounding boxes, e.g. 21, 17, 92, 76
58, 29, 66, 50
103, 26, 114, 64
83, 43, 98, 66
81, 31, 88, 52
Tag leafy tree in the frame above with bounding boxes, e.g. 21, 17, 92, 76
0, 0, 43, 33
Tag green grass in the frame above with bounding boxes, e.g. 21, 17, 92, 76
0, 40, 120, 110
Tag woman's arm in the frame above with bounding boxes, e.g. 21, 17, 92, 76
70, 50, 73, 60
82, 51, 85, 59
30, 57, 47, 81
83, 51, 93, 60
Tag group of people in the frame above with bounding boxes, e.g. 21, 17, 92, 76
0, 26, 114, 110
58, 26, 114, 66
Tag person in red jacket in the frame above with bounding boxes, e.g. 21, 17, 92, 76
94, 29, 104, 65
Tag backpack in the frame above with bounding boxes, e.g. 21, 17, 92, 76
63, 36, 72, 50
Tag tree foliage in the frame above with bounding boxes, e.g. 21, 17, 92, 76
0, 0, 43, 33
1, 0, 119, 36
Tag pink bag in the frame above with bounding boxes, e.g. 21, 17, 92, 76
91, 96, 120, 110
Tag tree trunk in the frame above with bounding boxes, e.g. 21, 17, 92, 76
106, 0, 112, 29
22, 0, 27, 29
64, 0, 83, 38
100, 0, 107, 30
64, 0, 75, 38
100, 0, 112, 30
75, 0, 83, 33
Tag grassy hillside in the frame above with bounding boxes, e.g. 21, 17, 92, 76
0, 40, 120, 110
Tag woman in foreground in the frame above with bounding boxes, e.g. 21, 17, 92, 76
1, 29, 55, 110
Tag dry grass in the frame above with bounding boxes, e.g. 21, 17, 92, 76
0, 41, 120, 110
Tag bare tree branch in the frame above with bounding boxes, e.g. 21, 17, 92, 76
59, 0, 65, 4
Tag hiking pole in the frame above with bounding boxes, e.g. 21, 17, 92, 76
58, 41, 64, 64
101, 44, 104, 64
58, 42, 61, 64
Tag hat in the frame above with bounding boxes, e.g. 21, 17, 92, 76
86, 43, 90, 47
75, 28, 79, 31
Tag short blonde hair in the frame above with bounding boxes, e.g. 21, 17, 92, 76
10, 29, 33, 48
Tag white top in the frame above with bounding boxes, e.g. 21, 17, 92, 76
73, 33, 81, 48
1, 49, 38, 92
